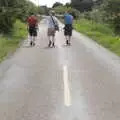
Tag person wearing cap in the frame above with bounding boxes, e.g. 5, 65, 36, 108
47, 11, 59, 48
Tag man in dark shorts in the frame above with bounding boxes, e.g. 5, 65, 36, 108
27, 13, 38, 46
64, 11, 73, 45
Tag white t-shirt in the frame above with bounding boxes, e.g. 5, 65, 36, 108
47, 16, 58, 28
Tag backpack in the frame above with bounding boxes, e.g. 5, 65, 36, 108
27, 16, 37, 27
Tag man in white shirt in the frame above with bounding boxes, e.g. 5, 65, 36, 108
47, 11, 59, 48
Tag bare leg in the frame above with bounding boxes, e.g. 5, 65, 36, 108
65, 36, 69, 45
68, 36, 71, 45
30, 36, 33, 46
48, 36, 52, 47
30, 35, 32, 42
33, 36, 36, 46
52, 36, 55, 47
33, 36, 35, 42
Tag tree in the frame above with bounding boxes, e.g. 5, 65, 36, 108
105, 0, 120, 33
65, 3, 72, 7
53, 6, 80, 19
71, 0, 94, 12
39, 6, 49, 15
0, 0, 18, 33
52, 2, 63, 8
0, 0, 38, 33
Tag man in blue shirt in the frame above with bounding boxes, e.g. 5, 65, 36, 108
64, 11, 73, 45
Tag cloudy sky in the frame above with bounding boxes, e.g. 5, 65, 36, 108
29, 0, 70, 7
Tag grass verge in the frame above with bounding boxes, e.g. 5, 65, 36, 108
74, 19, 120, 56
0, 20, 27, 62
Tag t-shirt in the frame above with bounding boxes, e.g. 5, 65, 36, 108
27, 16, 38, 27
64, 13, 73, 25
47, 16, 58, 28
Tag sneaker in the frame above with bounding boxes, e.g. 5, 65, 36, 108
52, 42, 55, 48
30, 41, 33, 46
48, 41, 52, 47
66, 40, 69, 45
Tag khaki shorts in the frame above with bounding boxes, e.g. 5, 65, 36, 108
48, 28, 56, 36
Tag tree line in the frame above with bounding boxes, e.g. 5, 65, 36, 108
71, 0, 120, 34
0, 0, 38, 34
52, 0, 120, 34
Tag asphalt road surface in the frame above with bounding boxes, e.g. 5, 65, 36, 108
0, 19, 120, 120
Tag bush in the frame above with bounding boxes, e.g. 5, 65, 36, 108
0, 20, 27, 62
74, 19, 120, 56
0, 11, 15, 33
0, 0, 39, 34
104, 0, 120, 34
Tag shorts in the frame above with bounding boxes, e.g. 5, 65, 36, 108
29, 26, 37, 37
48, 28, 56, 36
64, 24, 73, 36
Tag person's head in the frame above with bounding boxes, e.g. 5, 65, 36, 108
49, 11, 55, 16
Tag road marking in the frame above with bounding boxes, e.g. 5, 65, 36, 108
63, 65, 72, 107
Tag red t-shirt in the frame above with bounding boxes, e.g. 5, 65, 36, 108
27, 16, 38, 27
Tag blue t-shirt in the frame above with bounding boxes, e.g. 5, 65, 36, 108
64, 13, 73, 24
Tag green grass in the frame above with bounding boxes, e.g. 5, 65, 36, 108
0, 20, 27, 62
74, 19, 120, 56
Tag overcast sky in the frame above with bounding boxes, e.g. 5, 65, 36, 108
29, 0, 70, 7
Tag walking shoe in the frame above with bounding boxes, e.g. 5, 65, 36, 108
66, 40, 69, 45
48, 41, 52, 47
30, 41, 33, 46
52, 42, 55, 48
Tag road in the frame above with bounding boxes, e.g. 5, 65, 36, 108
0, 19, 120, 120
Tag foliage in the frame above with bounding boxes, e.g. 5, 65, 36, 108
74, 19, 120, 56
53, 6, 80, 19
105, 0, 120, 34
71, 0, 94, 12
65, 3, 72, 7
82, 5, 106, 23
52, 2, 63, 8
0, 0, 17, 33
0, 0, 38, 34
0, 20, 27, 62
78, 0, 120, 34
16, 0, 38, 21
38, 6, 49, 15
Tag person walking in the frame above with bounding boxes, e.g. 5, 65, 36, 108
47, 11, 59, 48
64, 11, 73, 45
27, 13, 38, 46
